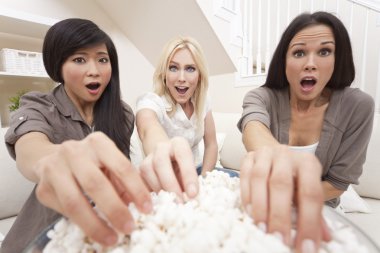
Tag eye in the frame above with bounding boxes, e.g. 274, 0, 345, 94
185, 66, 196, 72
169, 65, 178, 72
73, 57, 86, 63
99, 57, 110, 63
293, 50, 305, 58
319, 48, 332, 57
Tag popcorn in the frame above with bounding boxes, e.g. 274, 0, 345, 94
43, 170, 369, 253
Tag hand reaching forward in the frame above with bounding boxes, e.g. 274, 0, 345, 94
240, 145, 331, 253
35, 132, 152, 246
138, 136, 199, 203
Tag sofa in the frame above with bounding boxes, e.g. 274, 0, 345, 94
1, 112, 379, 249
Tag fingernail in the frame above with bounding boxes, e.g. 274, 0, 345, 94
175, 194, 184, 204
273, 231, 283, 243
104, 234, 117, 246
123, 220, 135, 234
187, 183, 197, 197
302, 239, 316, 253
257, 222, 267, 233
143, 201, 152, 213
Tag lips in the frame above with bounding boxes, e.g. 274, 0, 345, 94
300, 77, 317, 92
175, 86, 189, 95
85, 82, 100, 90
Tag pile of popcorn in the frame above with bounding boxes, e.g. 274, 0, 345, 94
43, 170, 369, 253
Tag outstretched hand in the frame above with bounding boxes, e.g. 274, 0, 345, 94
240, 145, 330, 252
35, 132, 152, 246
138, 136, 199, 202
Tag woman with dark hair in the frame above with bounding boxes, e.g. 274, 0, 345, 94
238, 11, 374, 252
1, 18, 154, 252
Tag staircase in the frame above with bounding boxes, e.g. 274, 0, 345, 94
198, 0, 380, 113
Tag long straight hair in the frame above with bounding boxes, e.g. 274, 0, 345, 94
42, 18, 133, 157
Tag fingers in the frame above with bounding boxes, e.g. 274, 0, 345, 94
240, 150, 270, 227
35, 132, 153, 246
84, 134, 152, 214
267, 146, 294, 245
150, 141, 185, 201
240, 152, 254, 213
239, 146, 325, 251
248, 148, 273, 225
171, 137, 198, 198
140, 154, 162, 192
139, 137, 199, 201
294, 154, 324, 252
321, 216, 332, 242
36, 155, 118, 246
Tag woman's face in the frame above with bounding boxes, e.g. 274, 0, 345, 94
61, 43, 111, 107
165, 48, 199, 106
286, 24, 335, 102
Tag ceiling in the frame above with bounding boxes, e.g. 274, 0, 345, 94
95, 0, 236, 75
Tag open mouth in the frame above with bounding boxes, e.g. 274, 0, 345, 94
300, 77, 316, 91
175, 86, 189, 95
86, 83, 100, 91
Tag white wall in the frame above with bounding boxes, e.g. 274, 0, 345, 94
0, 0, 154, 112
208, 73, 252, 114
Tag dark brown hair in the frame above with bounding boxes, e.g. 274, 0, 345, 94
43, 18, 133, 157
264, 11, 355, 90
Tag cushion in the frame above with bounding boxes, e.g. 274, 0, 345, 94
219, 127, 246, 171
339, 185, 372, 213
212, 112, 247, 171
354, 113, 380, 199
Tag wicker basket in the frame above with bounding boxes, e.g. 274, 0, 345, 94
0, 48, 47, 76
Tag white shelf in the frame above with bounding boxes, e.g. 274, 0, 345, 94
0, 71, 49, 79
0, 7, 59, 39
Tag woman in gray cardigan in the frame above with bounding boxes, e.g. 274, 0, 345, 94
238, 11, 374, 253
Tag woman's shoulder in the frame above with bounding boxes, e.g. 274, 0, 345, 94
19, 90, 55, 109
338, 87, 375, 110
243, 86, 288, 105
136, 92, 169, 115
138, 91, 161, 100
137, 92, 164, 106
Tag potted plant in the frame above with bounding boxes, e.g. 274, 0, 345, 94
8, 90, 28, 112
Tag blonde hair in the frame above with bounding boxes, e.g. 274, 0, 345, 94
153, 36, 209, 122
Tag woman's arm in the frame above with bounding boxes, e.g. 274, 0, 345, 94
15, 132, 59, 182
242, 120, 280, 151
136, 108, 170, 155
322, 181, 344, 201
200, 111, 218, 176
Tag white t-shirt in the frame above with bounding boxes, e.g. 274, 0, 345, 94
136, 92, 210, 165
289, 142, 319, 154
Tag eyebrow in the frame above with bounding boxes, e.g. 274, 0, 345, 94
73, 51, 109, 56
289, 40, 335, 49
169, 61, 196, 67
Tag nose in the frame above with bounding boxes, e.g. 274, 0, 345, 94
304, 54, 317, 71
178, 69, 185, 82
87, 60, 100, 76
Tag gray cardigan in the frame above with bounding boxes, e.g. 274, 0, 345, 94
238, 86, 375, 207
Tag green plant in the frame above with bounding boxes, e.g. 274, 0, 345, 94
8, 90, 28, 112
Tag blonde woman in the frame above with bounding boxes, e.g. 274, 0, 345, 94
136, 37, 225, 197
